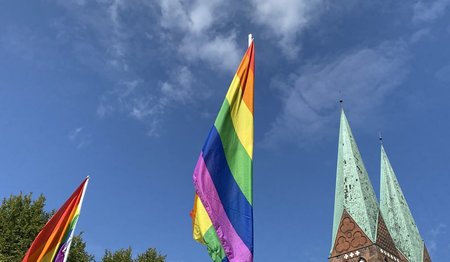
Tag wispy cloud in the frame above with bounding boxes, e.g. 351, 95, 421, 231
53, 0, 360, 137
249, 0, 326, 59
55, 1, 169, 136
97, 80, 161, 136
157, 0, 241, 71
263, 41, 409, 147
68, 127, 92, 149
413, 0, 450, 23
97, 66, 200, 136
179, 33, 240, 72
53, 0, 133, 76
430, 223, 447, 237
435, 64, 450, 84
160, 66, 195, 103
52, 0, 244, 136
409, 27, 431, 43
427, 223, 447, 255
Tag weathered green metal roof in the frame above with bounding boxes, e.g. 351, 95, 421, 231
380, 145, 425, 262
331, 110, 379, 251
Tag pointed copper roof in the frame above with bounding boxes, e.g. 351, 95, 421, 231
380, 145, 426, 262
332, 110, 379, 251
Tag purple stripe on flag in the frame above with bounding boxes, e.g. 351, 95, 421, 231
193, 154, 253, 262
54, 242, 68, 262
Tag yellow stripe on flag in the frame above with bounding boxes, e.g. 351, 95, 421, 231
193, 196, 213, 243
225, 74, 254, 158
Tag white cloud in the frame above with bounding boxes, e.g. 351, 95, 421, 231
68, 127, 84, 141
68, 127, 92, 149
108, 0, 123, 28
263, 41, 409, 147
159, 0, 223, 34
54, 0, 131, 74
250, 0, 326, 58
96, 79, 163, 135
427, 223, 447, 254
160, 66, 194, 103
413, 0, 450, 23
105, 0, 128, 70
409, 28, 431, 43
98, 81, 164, 137
159, 0, 190, 31
157, 0, 241, 72
430, 223, 447, 237
97, 66, 200, 136
53, 0, 243, 136
179, 33, 240, 72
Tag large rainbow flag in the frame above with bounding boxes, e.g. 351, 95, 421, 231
191, 40, 254, 262
22, 177, 89, 262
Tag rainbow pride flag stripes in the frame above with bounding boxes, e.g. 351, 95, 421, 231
22, 177, 89, 262
192, 41, 254, 262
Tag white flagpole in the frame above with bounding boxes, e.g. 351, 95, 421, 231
62, 176, 90, 262
248, 33, 253, 47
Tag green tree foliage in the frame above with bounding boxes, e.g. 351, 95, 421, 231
0, 193, 93, 261
0, 193, 166, 262
67, 233, 95, 262
0, 193, 50, 261
136, 248, 166, 262
102, 247, 166, 262
102, 248, 133, 262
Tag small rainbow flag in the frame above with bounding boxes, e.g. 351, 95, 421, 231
191, 40, 254, 262
22, 177, 89, 262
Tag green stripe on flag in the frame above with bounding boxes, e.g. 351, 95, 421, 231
204, 227, 226, 262
214, 100, 253, 204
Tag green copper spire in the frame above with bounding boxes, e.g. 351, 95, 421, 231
380, 145, 425, 262
332, 110, 379, 250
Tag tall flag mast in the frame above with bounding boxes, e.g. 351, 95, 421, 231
22, 177, 89, 262
191, 34, 255, 262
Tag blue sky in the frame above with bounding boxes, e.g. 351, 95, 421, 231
1, 0, 450, 261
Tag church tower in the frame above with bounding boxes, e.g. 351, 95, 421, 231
380, 145, 431, 262
329, 110, 408, 262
